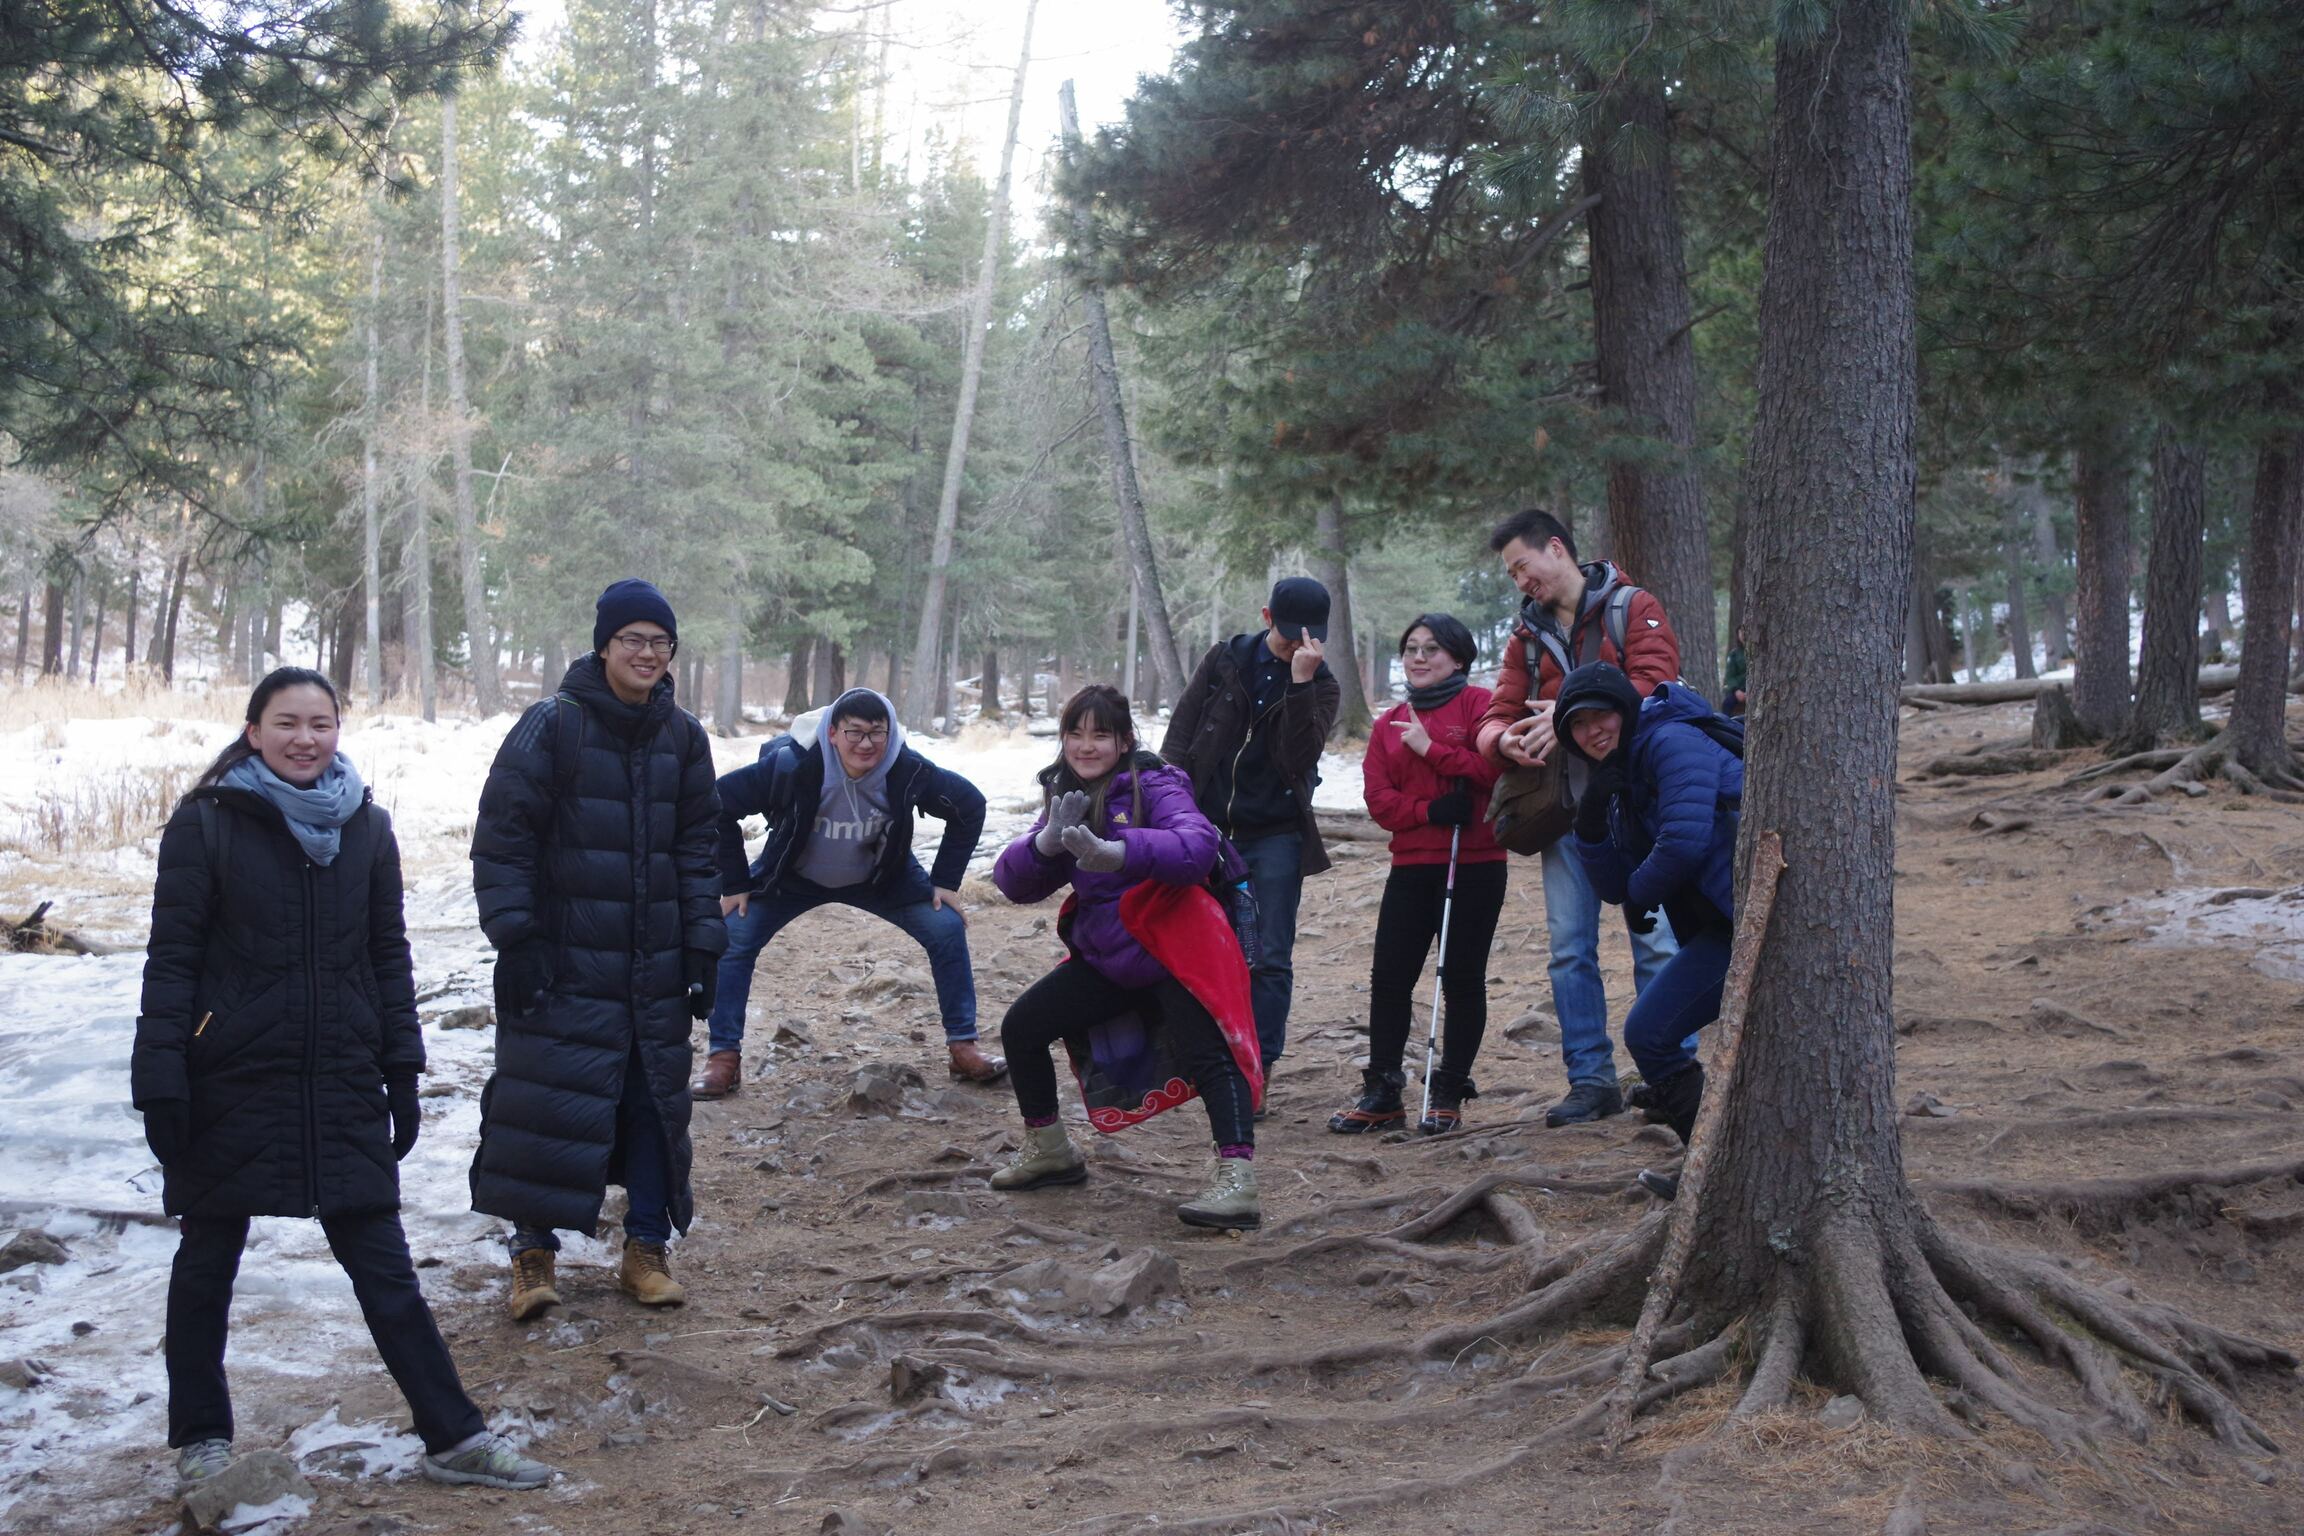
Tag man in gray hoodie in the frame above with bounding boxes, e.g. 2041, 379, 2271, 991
698, 688, 995, 1096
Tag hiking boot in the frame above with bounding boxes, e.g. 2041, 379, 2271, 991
1543, 1082, 1624, 1127
506, 1247, 560, 1323
947, 1039, 1009, 1084
1327, 1068, 1406, 1135
1417, 1068, 1479, 1137
176, 1439, 231, 1489
1625, 1080, 1657, 1117
1177, 1156, 1260, 1231
1636, 1169, 1680, 1201
990, 1121, 1088, 1191
421, 1432, 556, 1490
690, 1049, 741, 1100
617, 1238, 685, 1307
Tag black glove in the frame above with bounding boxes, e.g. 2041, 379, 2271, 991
387, 1075, 421, 1160
142, 1099, 190, 1167
684, 949, 718, 1022
1625, 904, 1659, 936
494, 939, 551, 1019
1426, 789, 1473, 827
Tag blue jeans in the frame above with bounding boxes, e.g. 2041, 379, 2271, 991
512, 1045, 671, 1250
1538, 840, 1683, 1088
1623, 928, 1731, 1084
707, 859, 977, 1055
1235, 830, 1305, 1067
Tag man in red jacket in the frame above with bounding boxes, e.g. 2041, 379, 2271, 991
1478, 509, 1686, 1127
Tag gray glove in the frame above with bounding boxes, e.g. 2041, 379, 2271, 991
1035, 790, 1092, 858
1059, 823, 1127, 873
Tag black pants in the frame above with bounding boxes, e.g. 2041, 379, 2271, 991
167, 1211, 487, 1453
1000, 961, 1255, 1147
1367, 859, 1509, 1079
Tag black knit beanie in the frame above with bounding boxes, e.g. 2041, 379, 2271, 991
593, 579, 678, 654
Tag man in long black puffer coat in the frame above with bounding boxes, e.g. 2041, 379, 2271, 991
469, 579, 726, 1320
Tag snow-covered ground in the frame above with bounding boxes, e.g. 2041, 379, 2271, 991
0, 701, 1360, 1525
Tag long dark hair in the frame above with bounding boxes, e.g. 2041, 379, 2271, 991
1037, 684, 1159, 832
197, 667, 343, 788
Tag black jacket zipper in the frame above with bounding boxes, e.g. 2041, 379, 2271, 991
301, 860, 322, 1217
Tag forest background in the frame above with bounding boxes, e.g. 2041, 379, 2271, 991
1, 0, 2298, 748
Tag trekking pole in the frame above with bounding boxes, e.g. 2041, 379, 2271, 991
1417, 822, 1464, 1126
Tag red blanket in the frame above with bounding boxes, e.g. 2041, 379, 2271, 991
1058, 882, 1262, 1133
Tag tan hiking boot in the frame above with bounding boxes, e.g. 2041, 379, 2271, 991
617, 1238, 686, 1307
988, 1121, 1088, 1191
691, 1049, 741, 1100
1177, 1157, 1260, 1231
507, 1248, 560, 1323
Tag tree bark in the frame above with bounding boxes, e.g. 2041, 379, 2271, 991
12, 581, 27, 679
87, 567, 107, 685
716, 598, 744, 736
2223, 431, 2304, 776
904, 0, 1037, 725
439, 90, 501, 716
1058, 79, 1186, 703
1998, 465, 2037, 679
2026, 474, 2071, 665
40, 580, 64, 676
156, 551, 189, 684
1307, 494, 1373, 736
2119, 428, 2207, 750
2070, 434, 2133, 736
361, 217, 387, 703
1584, 73, 1718, 700
784, 638, 813, 716
1690, 0, 1952, 1430
410, 283, 440, 723
980, 647, 1003, 720
66, 563, 85, 679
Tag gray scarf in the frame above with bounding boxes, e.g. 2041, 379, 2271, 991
223, 752, 367, 866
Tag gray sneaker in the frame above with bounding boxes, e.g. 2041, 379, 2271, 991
176, 1439, 232, 1489
421, 1433, 555, 1491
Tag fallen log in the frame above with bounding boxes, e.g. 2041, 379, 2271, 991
7, 902, 122, 956
1901, 665, 2242, 706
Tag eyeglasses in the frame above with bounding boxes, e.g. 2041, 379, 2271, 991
1401, 644, 1449, 660
836, 727, 889, 747
611, 633, 677, 657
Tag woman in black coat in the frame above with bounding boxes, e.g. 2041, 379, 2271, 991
467, 580, 726, 1319
132, 668, 554, 1494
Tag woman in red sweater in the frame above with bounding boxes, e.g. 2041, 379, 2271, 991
1330, 614, 1509, 1136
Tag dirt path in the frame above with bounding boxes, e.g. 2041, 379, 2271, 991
106, 706, 2304, 1533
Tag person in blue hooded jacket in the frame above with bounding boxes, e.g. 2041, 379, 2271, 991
1555, 661, 1743, 1199
699, 687, 995, 1098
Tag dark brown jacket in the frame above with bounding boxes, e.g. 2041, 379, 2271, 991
1159, 632, 1342, 876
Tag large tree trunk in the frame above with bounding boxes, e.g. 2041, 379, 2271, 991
716, 599, 744, 736
2117, 428, 2207, 751
12, 581, 27, 679
2223, 432, 2304, 778
784, 638, 813, 716
1058, 80, 1186, 703
1307, 494, 1373, 736
66, 564, 85, 679
1688, 0, 1950, 1430
980, 647, 1003, 720
1999, 465, 2037, 680
1584, 73, 1718, 700
439, 90, 501, 716
87, 567, 106, 685
156, 552, 189, 684
904, 0, 1037, 725
2069, 435, 2132, 736
361, 218, 387, 703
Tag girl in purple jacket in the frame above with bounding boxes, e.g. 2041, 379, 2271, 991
990, 686, 1262, 1230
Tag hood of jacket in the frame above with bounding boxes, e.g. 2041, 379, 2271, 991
1517, 560, 1629, 650
561, 652, 675, 739
790, 687, 908, 799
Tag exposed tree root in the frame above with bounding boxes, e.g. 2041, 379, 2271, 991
1915, 749, 2066, 779
1923, 1154, 2304, 1234
1225, 1169, 1567, 1278
849, 1164, 994, 1197
1038, 1334, 1737, 1536
2069, 738, 2304, 806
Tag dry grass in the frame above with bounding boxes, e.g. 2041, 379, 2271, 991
0, 676, 246, 728
0, 762, 194, 855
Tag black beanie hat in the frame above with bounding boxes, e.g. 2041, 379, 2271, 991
1398, 612, 1477, 668
594, 579, 678, 654
1555, 661, 1642, 761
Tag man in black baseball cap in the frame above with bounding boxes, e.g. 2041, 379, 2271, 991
1161, 577, 1342, 1089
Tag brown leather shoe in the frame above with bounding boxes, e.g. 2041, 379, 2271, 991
507, 1248, 560, 1323
947, 1039, 1009, 1084
617, 1239, 685, 1307
690, 1049, 741, 1100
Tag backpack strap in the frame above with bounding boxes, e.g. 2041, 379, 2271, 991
196, 798, 231, 901
1604, 584, 1636, 659
552, 691, 581, 799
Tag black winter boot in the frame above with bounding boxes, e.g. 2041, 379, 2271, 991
1417, 1068, 1479, 1136
1327, 1069, 1406, 1134
1649, 1063, 1705, 1146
